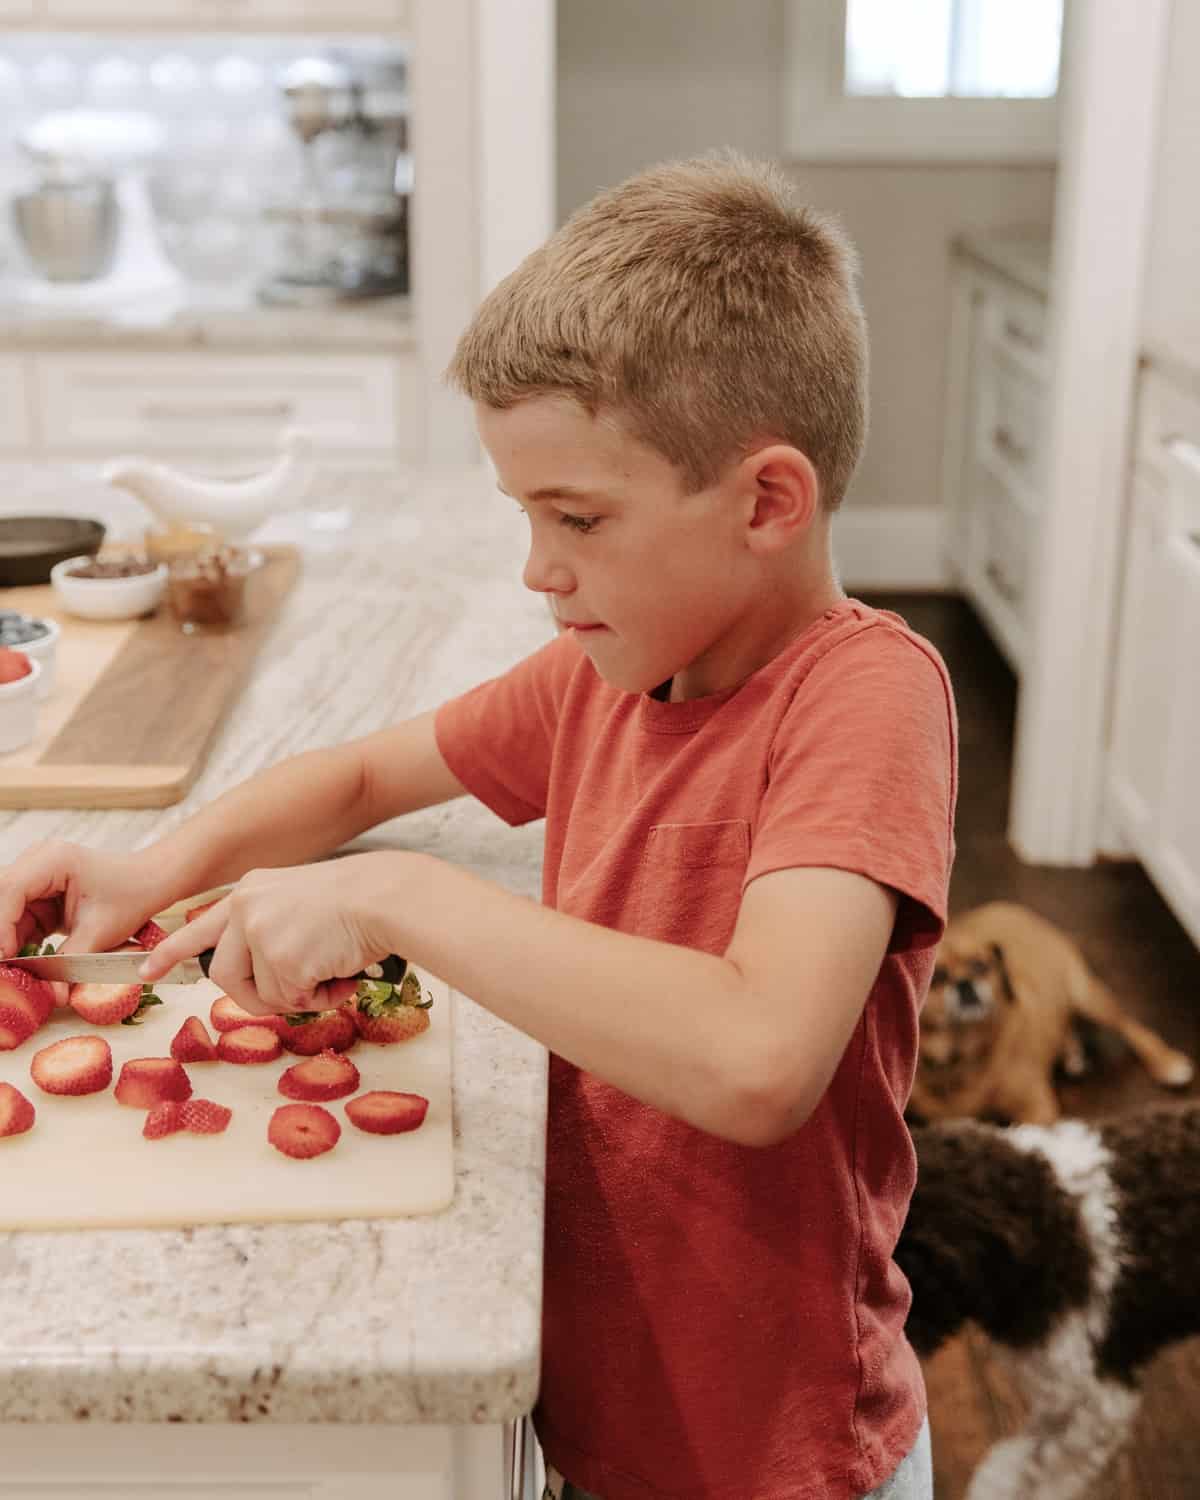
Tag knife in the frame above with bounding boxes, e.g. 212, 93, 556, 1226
6, 950, 409, 988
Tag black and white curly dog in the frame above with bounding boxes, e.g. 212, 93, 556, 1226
899, 1103, 1200, 1499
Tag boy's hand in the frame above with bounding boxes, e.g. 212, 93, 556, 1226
0, 839, 165, 958
139, 855, 400, 1016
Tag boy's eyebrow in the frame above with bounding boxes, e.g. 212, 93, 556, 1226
496, 483, 606, 503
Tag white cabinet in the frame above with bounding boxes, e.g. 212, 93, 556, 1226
0, 0, 36, 15
0, 1419, 523, 1500
944, 255, 1049, 673
34, 0, 410, 24
1107, 367, 1200, 948
29, 350, 419, 462
1140, 0, 1200, 360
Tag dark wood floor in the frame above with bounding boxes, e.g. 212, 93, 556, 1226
863, 592, 1200, 1500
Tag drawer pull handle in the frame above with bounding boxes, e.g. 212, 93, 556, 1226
141, 401, 294, 422
984, 558, 1023, 606
994, 425, 1029, 465
1003, 317, 1043, 353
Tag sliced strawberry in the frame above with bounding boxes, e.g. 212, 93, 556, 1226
143, 1099, 186, 1139
209, 995, 288, 1037
30, 1034, 112, 1096
114, 1057, 193, 1109
180, 1098, 232, 1134
170, 1015, 219, 1063
268, 1102, 340, 1159
68, 981, 144, 1026
130, 920, 168, 949
355, 1008, 431, 1046
278, 1049, 360, 1103
344, 1090, 429, 1135
0, 963, 56, 1043
0, 1081, 35, 1137
0, 1002, 41, 1051
216, 1025, 281, 1064
280, 1008, 358, 1056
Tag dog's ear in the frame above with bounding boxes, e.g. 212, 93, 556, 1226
989, 942, 1017, 1003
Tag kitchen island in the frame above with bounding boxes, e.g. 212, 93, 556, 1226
0, 463, 551, 1497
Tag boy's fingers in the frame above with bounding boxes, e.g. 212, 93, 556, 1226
138, 900, 228, 981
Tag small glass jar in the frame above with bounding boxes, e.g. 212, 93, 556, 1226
166, 545, 253, 632
144, 521, 221, 568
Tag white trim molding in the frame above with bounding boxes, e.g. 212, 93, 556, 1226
1007, 0, 1171, 865
779, 0, 1060, 164
833, 505, 953, 592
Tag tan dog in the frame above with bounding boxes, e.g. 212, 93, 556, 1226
910, 901, 1194, 1125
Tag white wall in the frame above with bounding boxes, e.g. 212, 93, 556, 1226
557, 0, 1056, 521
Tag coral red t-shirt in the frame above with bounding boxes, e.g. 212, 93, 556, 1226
435, 600, 958, 1500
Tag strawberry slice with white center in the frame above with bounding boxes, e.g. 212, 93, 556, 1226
68, 981, 144, 1026
278, 1049, 360, 1103
114, 1057, 193, 1109
216, 1025, 282, 1064
180, 1098, 232, 1134
344, 1090, 429, 1135
209, 995, 288, 1037
280, 1008, 358, 1056
30, 1035, 113, 1096
268, 1102, 340, 1159
170, 1016, 219, 1063
0, 1081, 35, 1137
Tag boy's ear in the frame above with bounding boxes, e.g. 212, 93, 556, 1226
740, 445, 821, 549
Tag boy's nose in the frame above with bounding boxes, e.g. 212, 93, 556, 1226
522, 540, 573, 595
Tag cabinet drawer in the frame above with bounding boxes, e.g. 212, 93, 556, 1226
977, 467, 1035, 616
1133, 363, 1200, 486
33, 352, 415, 456
986, 282, 1048, 373
0, 357, 30, 450
975, 339, 1045, 500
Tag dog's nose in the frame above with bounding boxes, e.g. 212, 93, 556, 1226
955, 981, 982, 1010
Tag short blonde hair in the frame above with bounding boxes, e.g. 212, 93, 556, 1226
446, 150, 868, 510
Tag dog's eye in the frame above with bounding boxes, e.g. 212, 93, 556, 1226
967, 959, 989, 977
932, 966, 948, 987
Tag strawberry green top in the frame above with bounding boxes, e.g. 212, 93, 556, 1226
435, 600, 958, 1500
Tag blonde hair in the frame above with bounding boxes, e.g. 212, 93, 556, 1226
446, 150, 868, 510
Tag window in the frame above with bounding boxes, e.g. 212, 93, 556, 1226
781, 0, 1065, 162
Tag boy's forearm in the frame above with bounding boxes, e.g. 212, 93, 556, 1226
368, 851, 775, 1144
144, 745, 370, 906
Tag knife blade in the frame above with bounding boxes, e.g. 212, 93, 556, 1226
5, 950, 408, 988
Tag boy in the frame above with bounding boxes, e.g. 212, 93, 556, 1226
0, 152, 954, 1499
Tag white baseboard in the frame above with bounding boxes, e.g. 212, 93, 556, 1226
832, 504, 953, 592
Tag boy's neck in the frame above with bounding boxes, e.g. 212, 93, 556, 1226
661, 571, 847, 704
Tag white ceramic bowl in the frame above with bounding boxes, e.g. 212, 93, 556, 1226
16, 616, 59, 699
50, 556, 167, 621
0, 656, 40, 753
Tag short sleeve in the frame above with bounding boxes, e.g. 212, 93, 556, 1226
434, 629, 582, 826
744, 624, 958, 953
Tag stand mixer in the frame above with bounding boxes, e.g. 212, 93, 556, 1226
257, 54, 410, 306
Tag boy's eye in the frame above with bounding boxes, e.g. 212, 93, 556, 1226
559, 514, 599, 533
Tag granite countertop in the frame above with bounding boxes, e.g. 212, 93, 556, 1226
952, 227, 1053, 300
0, 462, 550, 1424
0, 289, 414, 353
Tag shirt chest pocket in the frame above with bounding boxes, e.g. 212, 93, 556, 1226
635, 819, 752, 952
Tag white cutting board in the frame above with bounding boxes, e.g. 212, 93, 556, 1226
0, 967, 454, 1231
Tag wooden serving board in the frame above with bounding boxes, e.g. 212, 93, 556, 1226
0, 966, 455, 1231
0, 546, 299, 809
